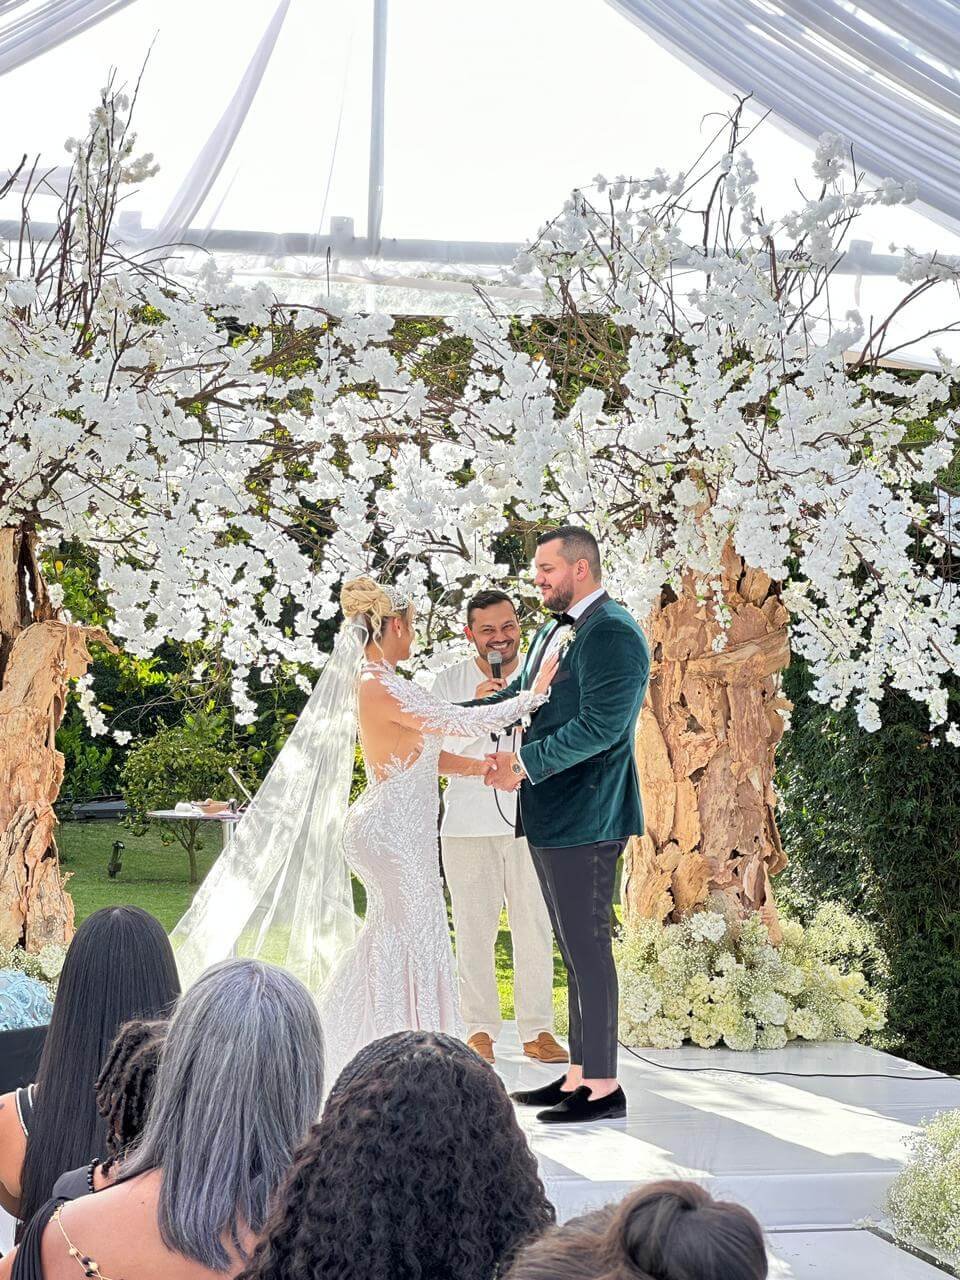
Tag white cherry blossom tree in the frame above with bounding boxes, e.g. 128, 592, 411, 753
1, 89, 958, 949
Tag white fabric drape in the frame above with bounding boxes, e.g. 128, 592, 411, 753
147, 0, 291, 250
0, 0, 135, 76
606, 0, 960, 235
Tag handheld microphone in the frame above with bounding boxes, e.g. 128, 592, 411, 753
488, 650, 504, 745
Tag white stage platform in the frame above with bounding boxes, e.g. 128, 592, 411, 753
495, 1024, 960, 1277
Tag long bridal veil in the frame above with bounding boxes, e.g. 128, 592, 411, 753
170, 622, 364, 994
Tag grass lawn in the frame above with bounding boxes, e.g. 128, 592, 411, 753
57, 819, 570, 1021
57, 819, 222, 934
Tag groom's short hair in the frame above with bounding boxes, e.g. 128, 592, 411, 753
466, 589, 518, 627
537, 525, 602, 579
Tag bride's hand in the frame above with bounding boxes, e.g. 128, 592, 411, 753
533, 651, 560, 696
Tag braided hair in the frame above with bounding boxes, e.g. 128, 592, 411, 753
240, 1031, 555, 1280
95, 1018, 167, 1173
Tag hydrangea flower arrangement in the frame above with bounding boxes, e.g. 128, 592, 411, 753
611, 899, 886, 1051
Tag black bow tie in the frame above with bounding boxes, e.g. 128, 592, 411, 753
551, 612, 576, 627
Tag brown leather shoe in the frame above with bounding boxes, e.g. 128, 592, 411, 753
523, 1032, 569, 1063
468, 1032, 495, 1063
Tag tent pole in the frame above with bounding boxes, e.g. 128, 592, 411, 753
367, 0, 388, 256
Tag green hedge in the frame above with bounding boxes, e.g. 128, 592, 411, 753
776, 661, 960, 1074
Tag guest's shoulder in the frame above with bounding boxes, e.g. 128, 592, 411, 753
0, 1086, 28, 1142
0, 1087, 27, 1191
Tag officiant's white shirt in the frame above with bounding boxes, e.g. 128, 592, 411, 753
432, 656, 519, 837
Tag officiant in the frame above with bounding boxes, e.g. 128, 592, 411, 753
432, 590, 567, 1066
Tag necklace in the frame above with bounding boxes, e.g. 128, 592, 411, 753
52, 1203, 121, 1280
86, 1159, 98, 1194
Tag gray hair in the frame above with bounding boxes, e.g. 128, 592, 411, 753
122, 958, 324, 1271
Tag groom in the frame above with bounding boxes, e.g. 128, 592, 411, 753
478, 526, 649, 1123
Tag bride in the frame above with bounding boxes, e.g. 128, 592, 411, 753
171, 576, 555, 1080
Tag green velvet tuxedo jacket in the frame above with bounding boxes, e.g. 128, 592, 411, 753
470, 596, 650, 849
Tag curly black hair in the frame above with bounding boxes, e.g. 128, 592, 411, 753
95, 1017, 167, 1173
240, 1031, 555, 1280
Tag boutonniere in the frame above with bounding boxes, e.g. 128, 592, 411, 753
556, 627, 577, 659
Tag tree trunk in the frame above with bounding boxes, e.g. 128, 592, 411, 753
184, 825, 200, 885
0, 527, 115, 951
623, 542, 791, 941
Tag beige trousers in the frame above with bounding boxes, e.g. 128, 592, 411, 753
441, 834, 555, 1044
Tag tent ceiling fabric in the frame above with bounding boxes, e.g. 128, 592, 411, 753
0, 0, 959, 353
608, 0, 960, 236
0, 0, 135, 76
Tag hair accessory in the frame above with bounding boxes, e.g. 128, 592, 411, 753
384, 583, 412, 612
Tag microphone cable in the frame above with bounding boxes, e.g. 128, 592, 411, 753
486, 650, 518, 832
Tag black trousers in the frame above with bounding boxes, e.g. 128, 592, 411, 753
529, 839, 625, 1078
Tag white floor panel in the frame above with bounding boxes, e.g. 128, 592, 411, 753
493, 1023, 960, 1239
767, 1230, 947, 1278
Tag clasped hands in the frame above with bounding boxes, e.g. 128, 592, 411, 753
477, 649, 558, 791
481, 751, 525, 792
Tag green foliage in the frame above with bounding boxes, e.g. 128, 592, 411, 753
777, 661, 960, 1072
889, 1109, 960, 1263
56, 820, 222, 931
49, 543, 183, 799
121, 716, 249, 882
57, 718, 115, 805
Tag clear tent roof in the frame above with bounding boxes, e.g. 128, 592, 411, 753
2, 0, 960, 358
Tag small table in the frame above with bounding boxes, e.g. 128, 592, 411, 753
146, 809, 242, 851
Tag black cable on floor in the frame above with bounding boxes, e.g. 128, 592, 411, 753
619, 1041, 959, 1083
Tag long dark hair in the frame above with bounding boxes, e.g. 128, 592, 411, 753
18, 906, 180, 1228
505, 1180, 767, 1280
241, 1031, 555, 1280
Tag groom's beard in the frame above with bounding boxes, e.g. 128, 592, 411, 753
544, 583, 574, 613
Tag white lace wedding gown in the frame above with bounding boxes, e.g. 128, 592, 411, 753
319, 661, 547, 1084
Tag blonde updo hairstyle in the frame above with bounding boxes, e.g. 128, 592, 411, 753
340, 576, 413, 647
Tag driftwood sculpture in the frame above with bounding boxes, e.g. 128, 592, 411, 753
0, 528, 114, 949
624, 543, 791, 941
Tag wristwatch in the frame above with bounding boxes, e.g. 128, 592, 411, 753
511, 757, 526, 779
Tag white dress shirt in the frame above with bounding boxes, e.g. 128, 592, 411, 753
432, 655, 520, 835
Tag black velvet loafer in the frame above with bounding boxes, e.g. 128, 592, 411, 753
510, 1074, 573, 1107
537, 1084, 627, 1124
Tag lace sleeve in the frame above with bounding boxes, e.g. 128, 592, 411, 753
375, 668, 548, 738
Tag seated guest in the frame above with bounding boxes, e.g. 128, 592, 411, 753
0, 958, 325, 1280
504, 1180, 767, 1280
241, 1030, 555, 1280
51, 1019, 167, 1199
0, 907, 180, 1226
